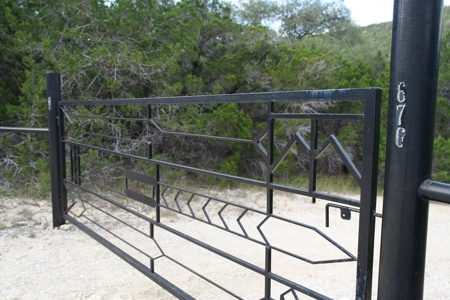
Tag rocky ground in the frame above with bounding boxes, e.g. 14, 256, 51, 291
0, 194, 449, 299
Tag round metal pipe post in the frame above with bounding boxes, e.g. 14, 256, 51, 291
378, 0, 443, 299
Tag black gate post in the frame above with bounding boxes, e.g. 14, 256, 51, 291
47, 72, 67, 227
378, 0, 444, 298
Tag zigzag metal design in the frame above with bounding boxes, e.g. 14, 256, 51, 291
315, 135, 362, 187
161, 186, 261, 244
160, 185, 356, 265
252, 126, 268, 157
280, 288, 300, 300
270, 132, 362, 187
271, 132, 311, 173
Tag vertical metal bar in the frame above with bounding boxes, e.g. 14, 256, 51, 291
148, 140, 156, 270
74, 145, 81, 185
267, 102, 274, 214
47, 72, 66, 227
355, 90, 382, 300
147, 105, 152, 120
265, 101, 275, 299
148, 142, 152, 161
309, 120, 318, 204
77, 145, 81, 185
70, 144, 74, 183
378, 1, 444, 299
156, 164, 161, 224
265, 246, 272, 299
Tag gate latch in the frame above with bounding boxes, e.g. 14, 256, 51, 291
325, 203, 359, 227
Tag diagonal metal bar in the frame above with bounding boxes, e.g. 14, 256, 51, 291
237, 209, 250, 238
280, 289, 299, 300
257, 216, 271, 245
202, 198, 212, 223
271, 135, 297, 173
64, 184, 86, 217
314, 135, 362, 187
174, 190, 183, 213
271, 132, 311, 173
150, 119, 165, 132
294, 132, 311, 154
218, 204, 229, 230
187, 194, 196, 218
161, 186, 170, 207
60, 106, 73, 138
329, 135, 362, 187
253, 126, 268, 157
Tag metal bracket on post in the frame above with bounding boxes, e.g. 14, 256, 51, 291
47, 72, 67, 228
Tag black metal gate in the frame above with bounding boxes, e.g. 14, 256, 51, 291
48, 72, 381, 299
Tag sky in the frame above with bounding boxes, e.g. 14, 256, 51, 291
345, 0, 450, 26
229, 0, 450, 27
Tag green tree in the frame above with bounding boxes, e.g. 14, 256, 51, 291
280, 0, 352, 40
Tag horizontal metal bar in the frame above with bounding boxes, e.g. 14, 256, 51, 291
65, 180, 158, 224
65, 141, 361, 207
80, 176, 127, 197
81, 214, 154, 260
84, 201, 151, 239
78, 132, 150, 144
271, 113, 364, 120
419, 179, 450, 204
83, 157, 129, 173
125, 170, 157, 186
125, 189, 157, 207
64, 214, 195, 300
162, 131, 253, 143
60, 88, 379, 106
77, 115, 147, 121
0, 126, 49, 133
164, 256, 243, 299
270, 183, 361, 207
63, 140, 268, 188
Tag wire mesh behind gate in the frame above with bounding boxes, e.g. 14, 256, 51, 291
50, 78, 381, 299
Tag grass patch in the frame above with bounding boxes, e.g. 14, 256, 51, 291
0, 223, 6, 230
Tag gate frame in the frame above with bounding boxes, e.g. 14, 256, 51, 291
47, 78, 382, 299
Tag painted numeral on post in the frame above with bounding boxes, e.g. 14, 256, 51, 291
395, 82, 407, 148
397, 82, 406, 103
396, 127, 406, 148
396, 104, 406, 126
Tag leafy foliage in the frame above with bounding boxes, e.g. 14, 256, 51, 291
2, 0, 450, 195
